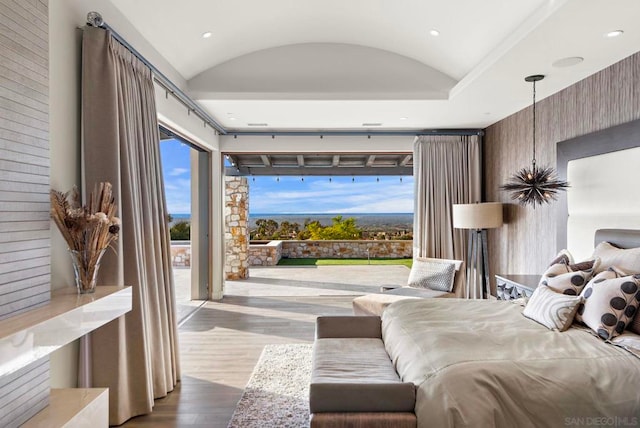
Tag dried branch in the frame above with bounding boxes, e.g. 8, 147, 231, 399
50, 182, 120, 257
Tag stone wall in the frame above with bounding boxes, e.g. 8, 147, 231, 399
248, 241, 283, 266
170, 242, 191, 267
225, 177, 249, 279
280, 240, 412, 259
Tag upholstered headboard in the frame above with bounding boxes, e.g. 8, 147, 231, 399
595, 229, 640, 250
557, 119, 640, 259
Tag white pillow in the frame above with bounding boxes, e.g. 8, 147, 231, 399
576, 267, 640, 340
408, 258, 461, 292
523, 286, 583, 331
592, 242, 640, 274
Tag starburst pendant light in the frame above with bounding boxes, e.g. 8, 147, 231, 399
500, 75, 569, 207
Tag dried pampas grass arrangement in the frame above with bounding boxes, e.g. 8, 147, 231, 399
50, 182, 120, 293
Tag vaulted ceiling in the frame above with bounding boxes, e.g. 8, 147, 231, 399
111, 0, 640, 131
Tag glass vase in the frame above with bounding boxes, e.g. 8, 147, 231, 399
68, 248, 107, 294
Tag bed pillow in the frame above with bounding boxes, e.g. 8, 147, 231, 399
407, 258, 460, 292
539, 258, 598, 296
548, 249, 574, 267
576, 267, 640, 340
592, 242, 640, 274
523, 286, 583, 331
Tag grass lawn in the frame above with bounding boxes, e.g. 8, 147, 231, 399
278, 258, 413, 268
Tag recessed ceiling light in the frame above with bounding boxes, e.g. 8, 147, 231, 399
552, 56, 584, 68
202, 31, 212, 39
247, 123, 268, 127
605, 30, 623, 38
429, 29, 440, 37
362, 123, 382, 127
229, 117, 237, 121
399, 117, 408, 120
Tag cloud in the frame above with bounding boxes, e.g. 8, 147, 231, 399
164, 178, 191, 213
250, 176, 414, 213
159, 138, 192, 213
169, 167, 189, 176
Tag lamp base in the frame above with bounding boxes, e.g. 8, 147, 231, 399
465, 229, 490, 299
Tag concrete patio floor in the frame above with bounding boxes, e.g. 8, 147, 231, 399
225, 265, 410, 296
172, 264, 410, 322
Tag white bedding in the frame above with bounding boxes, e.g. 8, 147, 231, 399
382, 298, 640, 428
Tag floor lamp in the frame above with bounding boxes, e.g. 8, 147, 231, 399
452, 203, 503, 299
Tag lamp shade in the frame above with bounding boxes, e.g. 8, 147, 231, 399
452, 202, 503, 229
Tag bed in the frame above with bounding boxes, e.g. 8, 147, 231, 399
381, 229, 640, 428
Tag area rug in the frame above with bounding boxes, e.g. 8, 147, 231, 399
227, 344, 312, 428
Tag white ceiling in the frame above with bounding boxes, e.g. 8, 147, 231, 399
111, 0, 640, 131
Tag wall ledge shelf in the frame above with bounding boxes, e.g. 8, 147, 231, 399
22, 388, 109, 428
0, 286, 132, 379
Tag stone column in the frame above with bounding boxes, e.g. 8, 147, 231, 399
224, 177, 249, 280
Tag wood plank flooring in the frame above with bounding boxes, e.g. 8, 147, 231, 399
121, 294, 355, 427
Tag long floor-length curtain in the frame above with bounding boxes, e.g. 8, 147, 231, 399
81, 26, 180, 425
413, 135, 481, 298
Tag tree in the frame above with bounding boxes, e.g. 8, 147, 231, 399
296, 218, 315, 240
306, 216, 362, 240
170, 221, 190, 240
276, 221, 300, 239
253, 219, 279, 240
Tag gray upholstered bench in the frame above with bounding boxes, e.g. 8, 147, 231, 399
310, 316, 416, 428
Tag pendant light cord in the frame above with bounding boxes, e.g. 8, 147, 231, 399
532, 80, 537, 170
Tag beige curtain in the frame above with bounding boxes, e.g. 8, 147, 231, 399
413, 135, 481, 298
81, 26, 180, 425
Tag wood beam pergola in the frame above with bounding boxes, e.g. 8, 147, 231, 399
260, 155, 271, 167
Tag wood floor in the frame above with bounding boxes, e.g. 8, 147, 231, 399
121, 294, 355, 427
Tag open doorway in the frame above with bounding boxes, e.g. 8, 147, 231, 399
222, 151, 415, 296
159, 126, 210, 322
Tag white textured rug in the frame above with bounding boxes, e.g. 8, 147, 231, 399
227, 344, 312, 428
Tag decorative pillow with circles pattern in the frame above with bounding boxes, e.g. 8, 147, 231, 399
539, 258, 599, 296
575, 267, 640, 340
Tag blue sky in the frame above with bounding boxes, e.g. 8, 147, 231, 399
160, 138, 414, 214
160, 139, 192, 214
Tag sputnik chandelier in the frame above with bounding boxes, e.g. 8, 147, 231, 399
500, 75, 569, 207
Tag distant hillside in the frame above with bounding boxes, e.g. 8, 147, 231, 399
169, 212, 414, 240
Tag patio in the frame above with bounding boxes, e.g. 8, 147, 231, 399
173, 264, 410, 323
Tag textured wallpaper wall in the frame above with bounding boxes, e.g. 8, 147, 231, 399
484, 51, 640, 277
0, 1, 52, 425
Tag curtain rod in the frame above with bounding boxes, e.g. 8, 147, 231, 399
86, 11, 228, 135
226, 129, 484, 137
